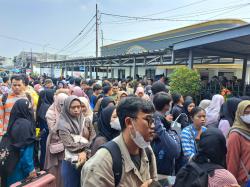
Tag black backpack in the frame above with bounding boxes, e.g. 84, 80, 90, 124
100, 141, 152, 187
174, 160, 224, 187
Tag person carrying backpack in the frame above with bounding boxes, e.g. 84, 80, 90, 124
81, 96, 158, 187
174, 128, 238, 187
151, 92, 181, 175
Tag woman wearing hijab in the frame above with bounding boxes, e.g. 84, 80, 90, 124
116, 91, 128, 104
176, 128, 238, 187
91, 106, 120, 155
71, 86, 89, 101
198, 99, 211, 110
79, 97, 94, 122
227, 100, 250, 186
97, 96, 116, 117
135, 86, 150, 101
205, 94, 224, 128
6, 99, 36, 186
37, 89, 55, 169
218, 97, 242, 137
44, 93, 68, 187
57, 96, 93, 187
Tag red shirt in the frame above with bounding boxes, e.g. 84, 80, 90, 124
227, 131, 250, 185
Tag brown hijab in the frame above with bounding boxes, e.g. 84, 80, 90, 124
230, 100, 250, 138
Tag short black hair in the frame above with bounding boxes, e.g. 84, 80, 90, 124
190, 106, 205, 118
2, 76, 9, 83
153, 92, 172, 111
88, 80, 96, 87
172, 92, 182, 104
103, 85, 112, 95
93, 84, 102, 91
151, 81, 168, 95
113, 82, 119, 87
117, 96, 155, 131
11, 74, 25, 83
21, 74, 29, 86
69, 77, 75, 85
74, 78, 81, 86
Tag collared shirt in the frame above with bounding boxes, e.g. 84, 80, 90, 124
181, 124, 206, 159
81, 134, 158, 187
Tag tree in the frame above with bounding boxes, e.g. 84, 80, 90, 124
169, 67, 201, 96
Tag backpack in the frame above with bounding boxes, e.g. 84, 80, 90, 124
1, 93, 8, 106
174, 160, 224, 187
100, 141, 152, 187
0, 133, 20, 177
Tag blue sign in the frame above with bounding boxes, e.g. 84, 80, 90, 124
79, 66, 85, 71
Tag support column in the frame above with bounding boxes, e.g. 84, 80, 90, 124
65, 63, 67, 77
71, 66, 74, 76
84, 62, 87, 79
171, 50, 175, 64
188, 49, 193, 69
96, 67, 98, 79
51, 65, 54, 78
106, 66, 109, 78
129, 66, 132, 77
242, 58, 248, 95
89, 62, 92, 79
111, 68, 114, 79
133, 57, 136, 79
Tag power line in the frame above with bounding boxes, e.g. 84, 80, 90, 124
0, 34, 59, 50
68, 37, 96, 56
57, 15, 96, 53
145, 0, 210, 17
101, 12, 213, 22
63, 23, 96, 53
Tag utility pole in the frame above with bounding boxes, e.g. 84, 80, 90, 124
96, 3, 98, 58
101, 30, 104, 47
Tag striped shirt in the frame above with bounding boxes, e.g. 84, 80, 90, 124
181, 124, 206, 159
0, 91, 28, 137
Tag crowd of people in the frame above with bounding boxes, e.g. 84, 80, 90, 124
0, 73, 249, 187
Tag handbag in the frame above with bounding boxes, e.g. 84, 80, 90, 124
49, 141, 64, 154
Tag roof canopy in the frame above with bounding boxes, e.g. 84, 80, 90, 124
172, 23, 250, 59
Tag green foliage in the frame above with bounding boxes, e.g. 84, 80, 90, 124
169, 67, 201, 96
29, 72, 39, 79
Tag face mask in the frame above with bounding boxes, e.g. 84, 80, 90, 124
240, 115, 250, 124
110, 118, 121, 131
130, 121, 150, 149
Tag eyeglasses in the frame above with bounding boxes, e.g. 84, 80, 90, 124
132, 116, 155, 127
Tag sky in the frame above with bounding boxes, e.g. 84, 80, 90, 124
1, 0, 250, 58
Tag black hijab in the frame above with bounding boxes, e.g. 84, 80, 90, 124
98, 106, 120, 141
7, 99, 36, 148
220, 97, 242, 127
194, 128, 227, 168
98, 96, 115, 116
39, 89, 55, 105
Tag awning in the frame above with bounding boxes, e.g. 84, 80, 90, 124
158, 63, 242, 70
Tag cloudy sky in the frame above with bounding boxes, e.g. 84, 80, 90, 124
1, 0, 250, 58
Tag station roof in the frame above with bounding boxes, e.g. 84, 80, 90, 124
172, 23, 250, 59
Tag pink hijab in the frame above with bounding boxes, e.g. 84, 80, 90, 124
45, 93, 68, 131
205, 94, 224, 126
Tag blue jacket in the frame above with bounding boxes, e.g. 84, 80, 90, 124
151, 112, 181, 175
